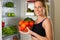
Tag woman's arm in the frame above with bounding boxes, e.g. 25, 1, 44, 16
29, 18, 53, 40
44, 18, 53, 40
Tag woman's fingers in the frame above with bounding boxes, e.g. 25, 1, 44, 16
26, 27, 29, 30
18, 26, 30, 34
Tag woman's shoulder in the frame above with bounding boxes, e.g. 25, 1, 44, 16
42, 17, 52, 29
43, 17, 52, 25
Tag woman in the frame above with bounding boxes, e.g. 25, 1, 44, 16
19, 0, 53, 40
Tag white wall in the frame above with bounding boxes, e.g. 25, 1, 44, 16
54, 0, 60, 40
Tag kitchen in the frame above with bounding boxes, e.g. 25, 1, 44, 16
1, 0, 60, 40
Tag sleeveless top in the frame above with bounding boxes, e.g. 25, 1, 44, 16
31, 18, 46, 37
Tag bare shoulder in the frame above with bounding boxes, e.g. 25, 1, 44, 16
44, 18, 52, 24
43, 18, 52, 28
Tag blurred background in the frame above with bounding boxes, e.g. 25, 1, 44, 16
1, 0, 60, 40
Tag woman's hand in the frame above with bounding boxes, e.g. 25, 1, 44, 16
18, 26, 27, 34
19, 28, 29, 34
18, 25, 29, 34
18, 25, 34, 35
19, 30, 29, 34
19, 27, 33, 35
27, 27, 34, 35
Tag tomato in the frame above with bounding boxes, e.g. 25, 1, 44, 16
18, 26, 25, 31
20, 23, 26, 30
18, 19, 34, 32
24, 21, 29, 26
24, 28, 28, 32
19, 20, 24, 25
29, 21, 34, 27
19, 27, 24, 31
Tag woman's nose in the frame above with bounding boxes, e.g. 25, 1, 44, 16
36, 8, 39, 11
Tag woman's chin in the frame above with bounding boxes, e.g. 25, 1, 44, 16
36, 14, 41, 16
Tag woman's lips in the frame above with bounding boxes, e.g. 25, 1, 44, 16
36, 12, 40, 14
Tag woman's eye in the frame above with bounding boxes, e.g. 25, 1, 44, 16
38, 6, 41, 8
34, 6, 41, 8
34, 6, 36, 8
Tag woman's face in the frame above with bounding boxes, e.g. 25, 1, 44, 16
34, 1, 45, 16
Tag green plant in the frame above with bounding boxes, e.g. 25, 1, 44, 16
2, 25, 18, 36
4, 2, 14, 7
24, 17, 35, 22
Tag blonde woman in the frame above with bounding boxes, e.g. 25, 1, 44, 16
19, 0, 53, 40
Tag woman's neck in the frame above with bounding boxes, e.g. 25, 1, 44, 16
37, 15, 46, 20
35, 15, 46, 24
